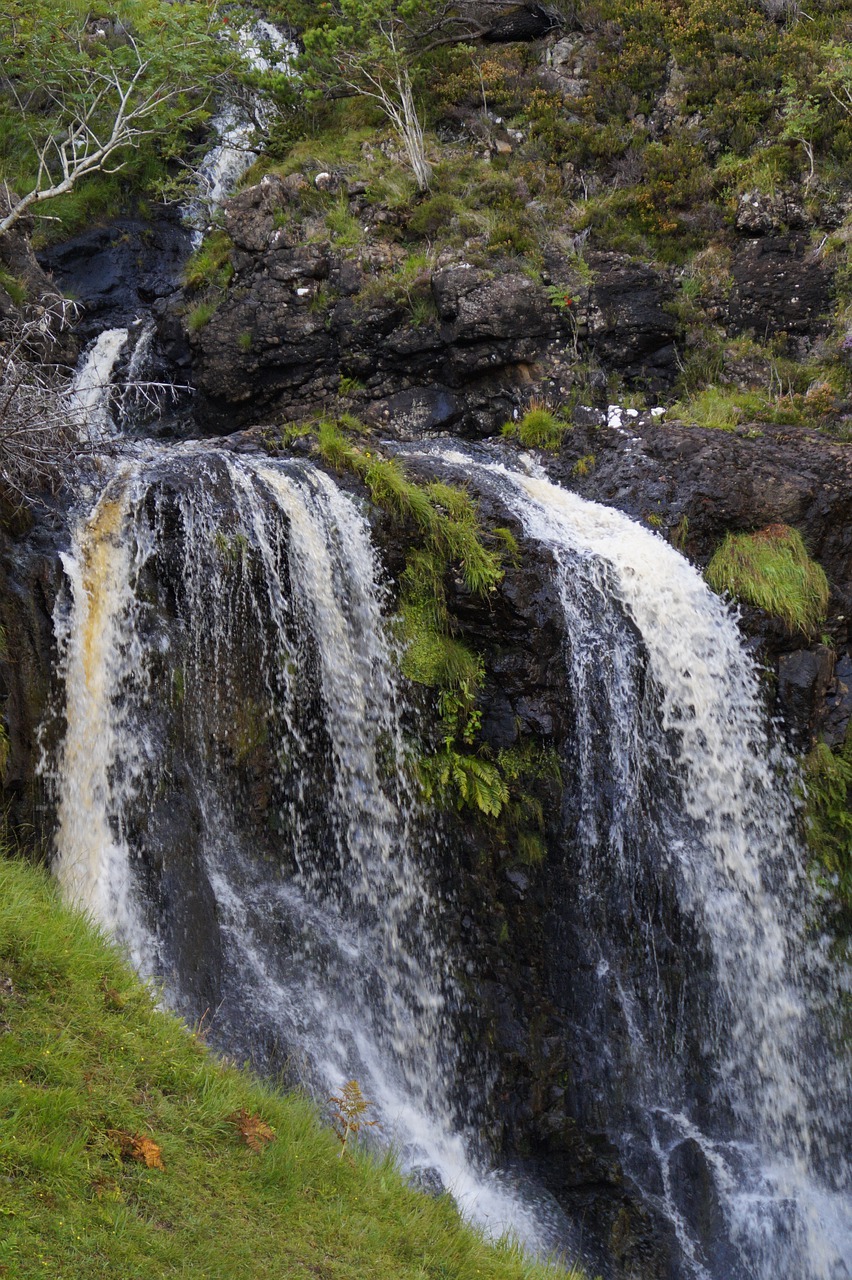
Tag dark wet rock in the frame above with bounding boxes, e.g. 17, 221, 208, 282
549, 416, 852, 624
39, 210, 193, 340
777, 647, 836, 747
728, 236, 833, 338
586, 253, 679, 389
483, 3, 563, 43
545, 414, 852, 747
181, 214, 566, 433
668, 1138, 743, 1278
0, 498, 69, 834
819, 653, 852, 748
407, 1165, 446, 1198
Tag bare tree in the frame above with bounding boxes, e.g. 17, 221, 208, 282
0, 300, 88, 502
337, 24, 432, 192
0, 45, 172, 239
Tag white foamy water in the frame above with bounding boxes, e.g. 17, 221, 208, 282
423, 447, 851, 1279
66, 328, 128, 433
45, 446, 559, 1253
187, 22, 297, 234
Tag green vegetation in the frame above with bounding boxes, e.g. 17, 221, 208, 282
0, 854, 578, 1280
0, 267, 27, 306
315, 420, 503, 597
183, 231, 235, 294
671, 386, 763, 431
705, 525, 830, 635
186, 300, 218, 333
305, 418, 560, 832
0, 0, 237, 241
571, 455, 596, 478
803, 737, 852, 938
243, 0, 852, 421
502, 407, 569, 452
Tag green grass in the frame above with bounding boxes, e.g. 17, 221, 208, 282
186, 301, 218, 333
705, 525, 830, 635
669, 386, 765, 431
183, 232, 235, 294
315, 420, 504, 598
501, 409, 569, 452
0, 855, 579, 1280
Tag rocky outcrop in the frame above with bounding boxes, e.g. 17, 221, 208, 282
165, 179, 689, 435
728, 235, 834, 341
585, 253, 678, 384
38, 210, 193, 341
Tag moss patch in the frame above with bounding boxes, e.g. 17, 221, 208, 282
705, 525, 829, 635
803, 737, 852, 939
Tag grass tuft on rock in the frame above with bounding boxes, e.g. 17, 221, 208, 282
0, 854, 579, 1280
502, 408, 568, 451
705, 525, 829, 635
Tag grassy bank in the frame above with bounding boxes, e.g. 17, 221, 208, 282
0, 856, 575, 1280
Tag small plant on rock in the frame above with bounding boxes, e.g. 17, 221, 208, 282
705, 524, 829, 635
502, 405, 568, 451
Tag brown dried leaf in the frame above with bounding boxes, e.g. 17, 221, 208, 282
133, 1136, 165, 1170
229, 1108, 276, 1153
107, 1129, 165, 1170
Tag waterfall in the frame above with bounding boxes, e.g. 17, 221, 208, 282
45, 444, 556, 1248
422, 448, 850, 1280
67, 328, 129, 432
187, 22, 297, 236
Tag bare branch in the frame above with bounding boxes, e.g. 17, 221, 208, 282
0, 50, 176, 238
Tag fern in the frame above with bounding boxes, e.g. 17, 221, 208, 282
419, 750, 509, 817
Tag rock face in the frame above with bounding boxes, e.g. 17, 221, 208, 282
585, 253, 678, 385
180, 190, 567, 434
161, 179, 692, 435
38, 210, 193, 341
728, 236, 834, 339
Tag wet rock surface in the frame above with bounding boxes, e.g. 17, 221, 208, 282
38, 210, 193, 340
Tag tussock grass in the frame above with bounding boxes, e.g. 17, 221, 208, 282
0, 855, 579, 1280
705, 525, 829, 634
502, 408, 569, 452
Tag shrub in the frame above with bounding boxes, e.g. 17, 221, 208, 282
705, 524, 829, 634
407, 193, 460, 239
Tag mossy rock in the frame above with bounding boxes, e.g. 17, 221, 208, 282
705, 524, 829, 636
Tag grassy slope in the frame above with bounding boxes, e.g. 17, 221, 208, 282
0, 857, 577, 1280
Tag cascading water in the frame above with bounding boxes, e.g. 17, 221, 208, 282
418, 447, 851, 1280
187, 21, 297, 236
66, 328, 129, 432
44, 443, 556, 1248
